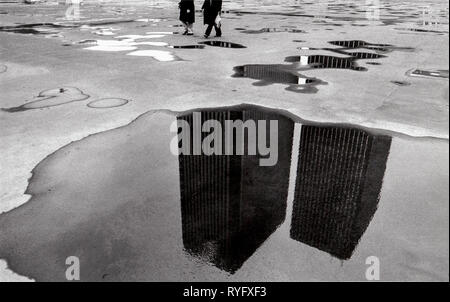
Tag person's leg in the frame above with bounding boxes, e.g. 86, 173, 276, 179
204, 24, 213, 37
187, 23, 194, 35
214, 24, 222, 37
182, 22, 189, 35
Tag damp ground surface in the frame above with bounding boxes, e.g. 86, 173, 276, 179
0, 0, 449, 281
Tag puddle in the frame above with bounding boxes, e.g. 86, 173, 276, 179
0, 103, 447, 280
328, 40, 414, 52
2, 87, 89, 113
169, 45, 205, 49
239, 28, 306, 34
234, 40, 409, 92
344, 52, 386, 60
0, 23, 65, 35
232, 64, 326, 93
70, 39, 99, 46
44, 33, 64, 39
93, 29, 117, 36
177, 108, 293, 273
395, 27, 448, 34
145, 31, 176, 35
199, 41, 247, 49
391, 80, 411, 86
285, 55, 367, 71
291, 125, 392, 260
87, 98, 130, 109
126, 50, 180, 62
406, 69, 449, 79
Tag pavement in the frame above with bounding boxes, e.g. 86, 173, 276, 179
0, 0, 448, 281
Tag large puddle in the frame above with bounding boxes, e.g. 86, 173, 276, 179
0, 104, 447, 281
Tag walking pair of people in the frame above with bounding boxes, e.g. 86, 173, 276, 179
179, 0, 222, 38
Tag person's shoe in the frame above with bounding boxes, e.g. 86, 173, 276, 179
215, 34, 222, 38
204, 34, 209, 38
182, 30, 188, 35
187, 32, 194, 36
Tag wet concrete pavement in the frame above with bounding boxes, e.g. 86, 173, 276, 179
0, 0, 448, 281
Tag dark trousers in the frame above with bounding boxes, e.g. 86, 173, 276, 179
205, 24, 222, 37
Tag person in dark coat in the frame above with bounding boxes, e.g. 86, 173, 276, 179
179, 0, 195, 35
202, 0, 222, 38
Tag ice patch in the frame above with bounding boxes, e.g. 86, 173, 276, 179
85, 45, 138, 51
126, 50, 178, 62
83, 39, 137, 52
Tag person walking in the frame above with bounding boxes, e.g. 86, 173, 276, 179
202, 0, 222, 38
179, 0, 195, 35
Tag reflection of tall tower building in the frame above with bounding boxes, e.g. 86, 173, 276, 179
178, 106, 294, 273
290, 125, 391, 260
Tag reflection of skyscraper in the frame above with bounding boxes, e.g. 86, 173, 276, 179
178, 106, 294, 273
290, 125, 391, 260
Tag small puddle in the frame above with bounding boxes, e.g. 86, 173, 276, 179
285, 55, 367, 71
234, 40, 408, 92
239, 28, 306, 34
169, 45, 205, 49
2, 87, 90, 113
87, 98, 130, 109
406, 69, 449, 79
328, 40, 414, 52
199, 41, 247, 49
395, 27, 448, 34
391, 80, 411, 86
232, 64, 326, 93
0, 23, 65, 35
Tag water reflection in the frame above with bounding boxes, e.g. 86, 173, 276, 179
0, 23, 65, 35
232, 64, 326, 93
291, 125, 392, 259
177, 107, 294, 273
406, 69, 449, 79
177, 106, 393, 270
199, 41, 247, 48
